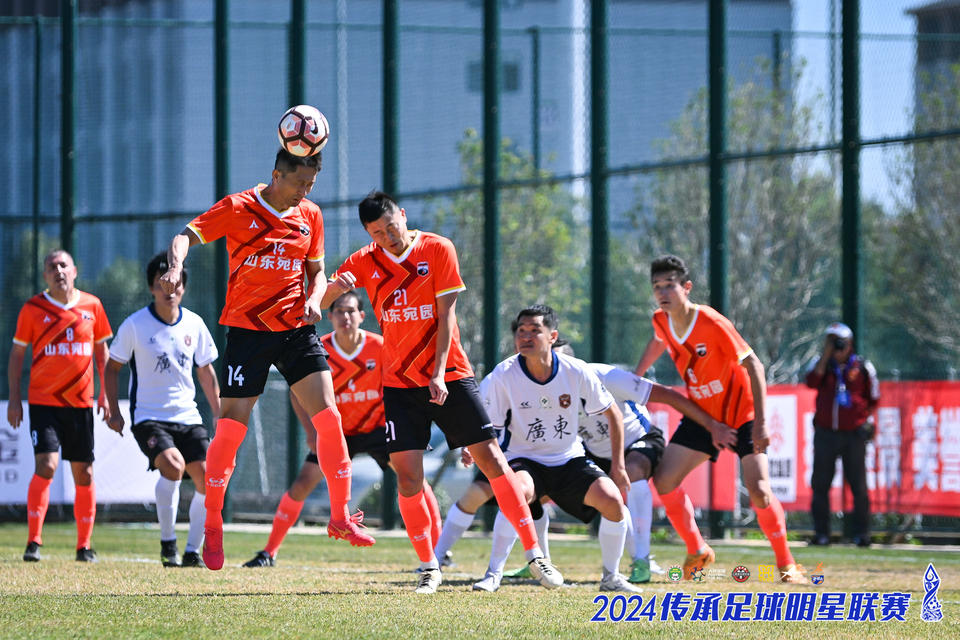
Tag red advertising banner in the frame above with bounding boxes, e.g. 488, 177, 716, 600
647, 381, 960, 517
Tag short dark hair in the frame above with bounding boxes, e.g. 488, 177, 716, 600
43, 248, 72, 268
329, 289, 363, 313
650, 254, 690, 283
147, 251, 186, 288
512, 304, 559, 333
358, 190, 400, 227
274, 148, 321, 175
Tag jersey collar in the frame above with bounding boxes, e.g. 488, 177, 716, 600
255, 184, 295, 218
148, 303, 183, 326
330, 330, 366, 360
42, 290, 80, 310
518, 351, 560, 385
381, 230, 421, 264
667, 304, 700, 344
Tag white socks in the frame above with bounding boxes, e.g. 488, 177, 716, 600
626, 479, 653, 560
598, 516, 628, 577
490, 510, 519, 572
433, 502, 476, 560
534, 510, 550, 560
186, 491, 206, 553
155, 476, 180, 542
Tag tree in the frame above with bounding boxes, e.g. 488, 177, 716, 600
621, 64, 843, 382
422, 130, 589, 371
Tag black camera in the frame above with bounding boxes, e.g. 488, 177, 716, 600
833, 337, 847, 350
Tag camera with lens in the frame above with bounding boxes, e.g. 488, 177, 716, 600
833, 337, 847, 350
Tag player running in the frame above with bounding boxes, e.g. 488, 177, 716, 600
242, 291, 442, 567
322, 191, 560, 594
637, 254, 803, 583
8, 249, 112, 563
160, 149, 374, 571
104, 253, 220, 568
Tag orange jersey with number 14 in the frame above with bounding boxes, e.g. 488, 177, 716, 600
322, 330, 385, 436
187, 185, 325, 332
652, 305, 755, 429
13, 291, 112, 408
332, 231, 474, 389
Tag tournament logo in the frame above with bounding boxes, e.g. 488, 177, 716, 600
417, 261, 429, 276
757, 564, 776, 583
690, 567, 706, 582
922, 563, 944, 621
811, 574, 824, 585
366, 359, 376, 370
299, 225, 310, 236
668, 566, 683, 582
184, 335, 192, 346
539, 397, 551, 409
559, 394, 571, 409
695, 343, 707, 357
731, 565, 750, 582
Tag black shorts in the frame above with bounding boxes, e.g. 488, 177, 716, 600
670, 416, 756, 462
221, 326, 329, 398
589, 428, 666, 476
29, 405, 94, 462
382, 378, 496, 454
508, 456, 606, 524
305, 427, 391, 472
131, 420, 209, 471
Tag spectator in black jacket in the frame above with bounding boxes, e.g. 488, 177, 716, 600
805, 322, 880, 547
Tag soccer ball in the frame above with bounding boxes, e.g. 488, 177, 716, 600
277, 105, 329, 157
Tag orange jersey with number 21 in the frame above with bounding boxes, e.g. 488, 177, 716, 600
332, 231, 474, 389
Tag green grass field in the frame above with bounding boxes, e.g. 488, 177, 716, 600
0, 522, 956, 639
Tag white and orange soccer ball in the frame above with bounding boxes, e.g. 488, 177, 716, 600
277, 105, 329, 157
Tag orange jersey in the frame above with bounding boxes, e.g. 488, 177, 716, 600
333, 231, 474, 388
652, 305, 755, 428
322, 330, 385, 436
13, 290, 112, 408
187, 185, 325, 331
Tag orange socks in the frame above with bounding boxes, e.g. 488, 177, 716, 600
660, 486, 706, 555
755, 497, 794, 567
27, 474, 52, 545
74, 484, 96, 550
204, 418, 248, 528
489, 469, 539, 552
398, 490, 434, 562
422, 481, 442, 548
264, 492, 304, 557
312, 408, 351, 521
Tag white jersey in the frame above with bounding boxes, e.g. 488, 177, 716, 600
484, 352, 614, 466
109, 304, 218, 425
578, 363, 658, 460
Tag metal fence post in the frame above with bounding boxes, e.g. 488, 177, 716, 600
60, 0, 76, 255
590, 0, 609, 364
841, 0, 862, 339
708, 0, 728, 540
33, 16, 43, 287
483, 0, 500, 375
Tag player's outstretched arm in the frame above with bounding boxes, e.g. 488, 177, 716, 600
94, 341, 111, 423
648, 383, 736, 451
634, 336, 665, 376
6, 343, 26, 428
197, 363, 221, 421
103, 359, 125, 435
429, 292, 458, 406
742, 352, 769, 454
160, 228, 200, 294
602, 403, 631, 498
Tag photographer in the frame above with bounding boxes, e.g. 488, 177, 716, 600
805, 322, 880, 547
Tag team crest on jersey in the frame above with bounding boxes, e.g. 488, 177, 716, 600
299, 225, 310, 236
417, 261, 429, 276
366, 359, 376, 370
696, 343, 707, 356
559, 394, 571, 408
184, 335, 192, 346
81, 311, 94, 321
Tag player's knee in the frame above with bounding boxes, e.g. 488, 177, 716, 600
35, 459, 57, 478
625, 454, 651, 482
157, 451, 186, 479
748, 486, 772, 509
